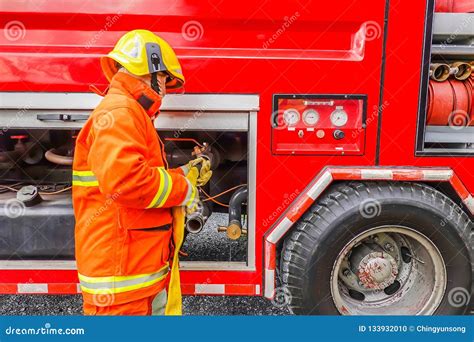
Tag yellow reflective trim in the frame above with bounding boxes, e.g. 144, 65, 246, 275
72, 170, 98, 187
80, 274, 167, 295
72, 170, 95, 177
72, 180, 99, 187
155, 170, 173, 208
146, 168, 166, 208
185, 186, 196, 207
78, 264, 169, 284
146, 167, 173, 208
79, 264, 169, 295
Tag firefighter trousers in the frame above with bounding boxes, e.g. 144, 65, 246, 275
83, 289, 167, 316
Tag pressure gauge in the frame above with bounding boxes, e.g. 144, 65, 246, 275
302, 109, 320, 126
283, 109, 300, 126
330, 107, 349, 127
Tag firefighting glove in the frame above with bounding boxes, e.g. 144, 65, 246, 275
185, 167, 200, 214
184, 157, 212, 187
184, 157, 204, 174
196, 158, 212, 187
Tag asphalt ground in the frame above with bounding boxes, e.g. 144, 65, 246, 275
0, 295, 290, 315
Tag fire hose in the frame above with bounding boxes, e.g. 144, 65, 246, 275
427, 73, 473, 126
435, 0, 474, 12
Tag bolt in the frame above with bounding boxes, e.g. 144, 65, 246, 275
343, 268, 350, 277
384, 243, 394, 252
373, 236, 379, 242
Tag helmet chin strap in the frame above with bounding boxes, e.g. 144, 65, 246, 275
151, 72, 161, 96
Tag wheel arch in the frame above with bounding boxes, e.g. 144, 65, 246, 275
263, 166, 474, 299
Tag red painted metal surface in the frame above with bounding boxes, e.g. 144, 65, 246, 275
379, 0, 473, 194
0, 0, 472, 296
272, 97, 366, 155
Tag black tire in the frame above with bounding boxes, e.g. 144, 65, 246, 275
281, 181, 473, 315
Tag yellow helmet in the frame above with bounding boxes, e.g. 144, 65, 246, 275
101, 29, 184, 90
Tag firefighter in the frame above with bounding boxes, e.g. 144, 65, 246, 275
73, 29, 210, 315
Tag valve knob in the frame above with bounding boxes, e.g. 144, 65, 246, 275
16, 185, 42, 207
333, 130, 345, 140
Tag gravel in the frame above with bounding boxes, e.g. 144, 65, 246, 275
0, 213, 290, 315
0, 295, 290, 315
182, 212, 247, 261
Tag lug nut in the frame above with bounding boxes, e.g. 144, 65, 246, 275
343, 268, 350, 277
384, 243, 394, 252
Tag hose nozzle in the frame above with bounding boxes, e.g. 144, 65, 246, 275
185, 201, 210, 234
450, 62, 472, 81
429, 63, 451, 82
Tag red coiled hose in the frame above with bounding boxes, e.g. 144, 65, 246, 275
435, 0, 474, 12
427, 77, 473, 126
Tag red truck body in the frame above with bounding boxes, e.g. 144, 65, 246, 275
0, 0, 472, 308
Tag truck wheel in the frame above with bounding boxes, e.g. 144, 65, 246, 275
281, 182, 473, 315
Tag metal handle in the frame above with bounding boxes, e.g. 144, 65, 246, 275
37, 114, 89, 122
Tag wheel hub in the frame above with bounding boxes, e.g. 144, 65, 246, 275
357, 252, 398, 290
331, 226, 447, 315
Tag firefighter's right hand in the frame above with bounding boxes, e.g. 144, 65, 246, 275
185, 157, 204, 173
196, 158, 212, 187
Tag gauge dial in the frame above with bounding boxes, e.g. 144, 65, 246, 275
302, 109, 320, 126
330, 107, 349, 127
283, 109, 300, 126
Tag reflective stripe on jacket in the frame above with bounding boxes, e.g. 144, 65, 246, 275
73, 72, 194, 305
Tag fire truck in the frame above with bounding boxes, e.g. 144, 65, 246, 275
0, 0, 473, 315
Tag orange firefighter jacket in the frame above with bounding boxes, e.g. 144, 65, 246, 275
73, 71, 195, 306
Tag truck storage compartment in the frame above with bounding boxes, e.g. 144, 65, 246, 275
0, 93, 258, 268
0, 192, 74, 259
417, 12, 474, 155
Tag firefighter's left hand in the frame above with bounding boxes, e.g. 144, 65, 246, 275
196, 159, 212, 187
184, 157, 212, 187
